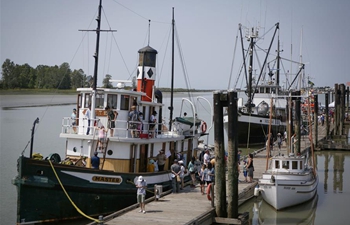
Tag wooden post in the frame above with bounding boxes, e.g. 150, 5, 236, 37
340, 84, 345, 135
346, 86, 350, 116
325, 92, 330, 138
213, 91, 227, 218
314, 95, 318, 147
227, 91, 238, 219
294, 91, 301, 154
334, 83, 339, 135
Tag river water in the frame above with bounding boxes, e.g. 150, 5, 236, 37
0, 93, 349, 225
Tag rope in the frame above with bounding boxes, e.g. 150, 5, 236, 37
48, 160, 101, 223
126, 180, 155, 194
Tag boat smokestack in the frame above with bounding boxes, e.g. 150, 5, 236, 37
137, 46, 158, 102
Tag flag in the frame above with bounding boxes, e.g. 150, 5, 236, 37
308, 80, 315, 87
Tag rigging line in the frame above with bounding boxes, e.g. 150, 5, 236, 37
110, 32, 132, 77
157, 25, 172, 87
112, 0, 149, 21
175, 26, 194, 103
107, 30, 113, 76
103, 30, 109, 80
228, 28, 240, 89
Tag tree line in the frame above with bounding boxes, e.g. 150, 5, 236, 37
0, 59, 113, 90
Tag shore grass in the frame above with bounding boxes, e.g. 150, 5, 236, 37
0, 89, 76, 95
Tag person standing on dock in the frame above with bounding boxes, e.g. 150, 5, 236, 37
171, 159, 181, 193
188, 156, 196, 188
136, 176, 147, 214
246, 153, 254, 183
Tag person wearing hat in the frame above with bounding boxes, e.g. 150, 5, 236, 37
149, 110, 157, 138
136, 176, 147, 214
156, 149, 166, 171
171, 159, 181, 193
71, 108, 77, 133
178, 160, 186, 190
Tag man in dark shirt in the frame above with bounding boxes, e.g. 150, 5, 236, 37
91, 152, 100, 169
171, 159, 181, 193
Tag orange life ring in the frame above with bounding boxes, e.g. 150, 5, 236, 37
207, 183, 212, 201
201, 121, 207, 133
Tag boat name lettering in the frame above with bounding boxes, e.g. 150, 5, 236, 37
92, 176, 121, 183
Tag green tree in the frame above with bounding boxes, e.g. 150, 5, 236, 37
71, 69, 85, 89
102, 74, 113, 88
1, 59, 15, 89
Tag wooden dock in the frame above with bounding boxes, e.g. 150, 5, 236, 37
86, 122, 335, 225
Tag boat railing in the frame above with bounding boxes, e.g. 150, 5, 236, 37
61, 117, 181, 139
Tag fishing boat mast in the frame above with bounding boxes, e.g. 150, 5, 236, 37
79, 0, 116, 119
169, 7, 175, 130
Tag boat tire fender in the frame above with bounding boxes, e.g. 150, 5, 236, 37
201, 121, 207, 133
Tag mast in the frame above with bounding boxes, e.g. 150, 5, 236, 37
169, 7, 175, 130
245, 27, 256, 113
91, 0, 103, 119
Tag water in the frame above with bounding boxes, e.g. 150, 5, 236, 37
0, 93, 347, 224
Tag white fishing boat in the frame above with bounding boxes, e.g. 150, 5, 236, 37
255, 152, 318, 210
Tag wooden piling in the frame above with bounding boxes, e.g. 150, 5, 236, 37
294, 90, 301, 154
213, 91, 227, 218
227, 91, 239, 219
325, 92, 330, 138
314, 95, 318, 146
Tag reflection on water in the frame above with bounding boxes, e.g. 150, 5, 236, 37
240, 195, 318, 225
239, 151, 350, 224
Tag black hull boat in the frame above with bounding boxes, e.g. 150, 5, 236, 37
12, 1, 210, 224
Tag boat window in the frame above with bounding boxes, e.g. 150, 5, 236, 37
300, 161, 303, 169
84, 94, 91, 108
96, 93, 104, 109
260, 87, 264, 93
266, 87, 271, 93
282, 161, 289, 169
120, 95, 130, 110
292, 161, 298, 169
107, 95, 118, 109
275, 160, 280, 169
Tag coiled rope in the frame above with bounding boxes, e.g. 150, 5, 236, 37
48, 160, 102, 223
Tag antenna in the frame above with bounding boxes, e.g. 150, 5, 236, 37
148, 20, 151, 46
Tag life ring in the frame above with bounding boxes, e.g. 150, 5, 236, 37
207, 183, 212, 201
201, 121, 207, 133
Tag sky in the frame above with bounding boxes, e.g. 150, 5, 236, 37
1, 0, 349, 90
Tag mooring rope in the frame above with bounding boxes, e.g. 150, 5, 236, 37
48, 160, 101, 223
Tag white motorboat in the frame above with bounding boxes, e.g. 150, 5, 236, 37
255, 153, 318, 210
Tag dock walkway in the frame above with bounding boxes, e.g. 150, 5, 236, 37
91, 124, 329, 225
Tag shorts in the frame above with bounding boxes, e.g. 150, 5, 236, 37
137, 194, 145, 203
99, 137, 106, 142
108, 121, 115, 129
